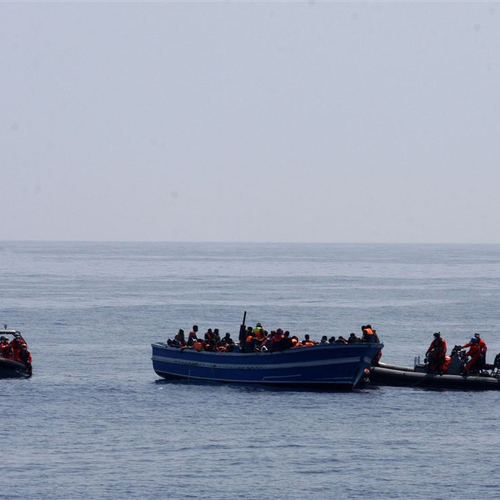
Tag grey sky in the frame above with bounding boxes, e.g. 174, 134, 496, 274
1, 2, 499, 243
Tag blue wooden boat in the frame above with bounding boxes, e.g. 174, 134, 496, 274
151, 342, 383, 390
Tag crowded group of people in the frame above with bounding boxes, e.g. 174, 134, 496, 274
165, 323, 381, 354
425, 331, 488, 375
0, 335, 32, 375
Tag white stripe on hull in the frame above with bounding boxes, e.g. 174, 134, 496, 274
152, 354, 363, 371
154, 370, 356, 386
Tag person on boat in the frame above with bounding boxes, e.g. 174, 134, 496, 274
334, 336, 348, 344
362, 325, 379, 343
328, 336, 336, 343
254, 326, 265, 343
187, 326, 199, 346
463, 333, 487, 369
204, 339, 216, 351
476, 333, 488, 369
252, 323, 264, 345
218, 333, 234, 352
10, 337, 27, 362
174, 329, 186, 347
241, 326, 253, 352
18, 345, 32, 375
302, 334, 316, 346
213, 329, 221, 344
463, 337, 482, 374
0, 336, 13, 359
475, 333, 487, 354
279, 331, 294, 350
244, 330, 257, 353
270, 329, 284, 351
222, 332, 233, 345
291, 336, 300, 348
320, 335, 328, 344
426, 332, 447, 373
193, 339, 204, 351
348, 333, 360, 343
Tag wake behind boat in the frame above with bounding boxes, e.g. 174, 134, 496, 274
152, 316, 383, 390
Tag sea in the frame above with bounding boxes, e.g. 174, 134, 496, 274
1, 242, 500, 500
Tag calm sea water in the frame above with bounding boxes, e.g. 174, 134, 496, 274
1, 242, 500, 500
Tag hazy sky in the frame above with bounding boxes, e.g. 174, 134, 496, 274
1, 2, 499, 243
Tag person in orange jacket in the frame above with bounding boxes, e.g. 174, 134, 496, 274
464, 337, 481, 374
302, 334, 316, 346
426, 332, 447, 373
463, 333, 487, 370
362, 325, 380, 343
0, 336, 13, 359
10, 337, 26, 362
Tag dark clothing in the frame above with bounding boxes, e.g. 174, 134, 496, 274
280, 336, 294, 351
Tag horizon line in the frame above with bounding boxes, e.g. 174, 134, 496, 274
1, 239, 500, 246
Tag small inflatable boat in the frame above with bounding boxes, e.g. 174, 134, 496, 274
0, 329, 32, 379
0, 357, 31, 379
370, 347, 500, 390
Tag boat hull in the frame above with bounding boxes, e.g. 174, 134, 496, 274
152, 342, 383, 390
370, 362, 500, 390
0, 358, 31, 379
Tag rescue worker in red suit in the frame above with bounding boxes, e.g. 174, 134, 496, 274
464, 337, 481, 374
18, 345, 33, 376
463, 333, 487, 370
426, 332, 447, 373
0, 336, 13, 359
10, 337, 27, 362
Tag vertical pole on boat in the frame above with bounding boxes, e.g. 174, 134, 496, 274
239, 311, 247, 344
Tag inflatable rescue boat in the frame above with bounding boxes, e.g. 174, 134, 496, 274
0, 329, 32, 379
370, 346, 500, 390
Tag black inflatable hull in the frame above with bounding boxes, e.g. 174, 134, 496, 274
0, 358, 31, 379
370, 363, 500, 390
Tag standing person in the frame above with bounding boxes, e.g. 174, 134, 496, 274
463, 337, 481, 374
426, 332, 447, 373
475, 333, 487, 368
463, 333, 487, 369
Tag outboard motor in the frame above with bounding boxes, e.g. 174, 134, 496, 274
446, 345, 466, 375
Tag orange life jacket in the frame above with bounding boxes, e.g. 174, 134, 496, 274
0, 344, 13, 359
479, 339, 487, 356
